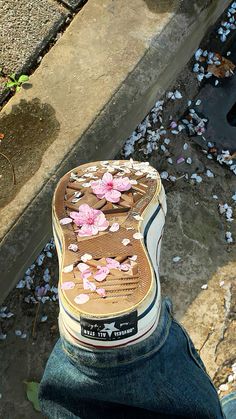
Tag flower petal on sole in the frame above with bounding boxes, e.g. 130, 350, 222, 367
60, 217, 72, 225
77, 263, 90, 273
81, 253, 93, 262
61, 281, 75, 290
96, 288, 106, 298
133, 232, 143, 240
74, 294, 90, 305
94, 266, 110, 282
122, 238, 130, 246
68, 244, 78, 252
109, 223, 120, 232
63, 264, 74, 273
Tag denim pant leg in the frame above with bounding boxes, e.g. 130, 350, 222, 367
39, 298, 224, 419
221, 392, 236, 419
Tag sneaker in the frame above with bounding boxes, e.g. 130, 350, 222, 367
53, 160, 166, 348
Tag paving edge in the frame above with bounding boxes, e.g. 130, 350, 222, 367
0, 0, 231, 303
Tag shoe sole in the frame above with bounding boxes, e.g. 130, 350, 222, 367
53, 160, 166, 347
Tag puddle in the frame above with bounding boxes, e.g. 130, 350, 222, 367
0, 98, 60, 208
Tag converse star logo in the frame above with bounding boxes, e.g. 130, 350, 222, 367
101, 322, 119, 337
81, 311, 138, 341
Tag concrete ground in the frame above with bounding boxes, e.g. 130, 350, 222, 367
0, 1, 236, 418
0, 63, 236, 417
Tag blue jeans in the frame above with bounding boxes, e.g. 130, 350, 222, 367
39, 298, 224, 418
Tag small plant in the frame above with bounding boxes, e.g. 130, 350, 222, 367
6, 73, 29, 92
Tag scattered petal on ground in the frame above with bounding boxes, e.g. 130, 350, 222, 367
173, 256, 181, 263
219, 384, 229, 392
201, 284, 208, 290
40, 315, 48, 322
122, 239, 130, 246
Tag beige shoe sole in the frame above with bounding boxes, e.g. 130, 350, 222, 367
53, 160, 166, 346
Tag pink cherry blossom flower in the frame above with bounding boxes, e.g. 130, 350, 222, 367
94, 266, 110, 282
106, 258, 120, 269
70, 204, 109, 237
91, 172, 131, 203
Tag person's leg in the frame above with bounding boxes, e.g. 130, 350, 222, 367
39, 298, 224, 419
221, 392, 236, 419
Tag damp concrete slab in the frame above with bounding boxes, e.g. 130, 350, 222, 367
0, 0, 232, 303
0, 0, 68, 75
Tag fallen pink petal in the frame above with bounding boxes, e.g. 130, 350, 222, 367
109, 223, 120, 232
68, 244, 78, 252
81, 253, 93, 262
61, 281, 75, 290
62, 264, 74, 273
60, 217, 72, 225
133, 232, 144, 240
129, 255, 138, 261
122, 238, 130, 246
96, 288, 106, 298
83, 278, 96, 291
81, 270, 92, 280
120, 263, 130, 271
106, 258, 120, 269
74, 294, 90, 305
176, 156, 185, 165
77, 263, 90, 273
94, 266, 110, 282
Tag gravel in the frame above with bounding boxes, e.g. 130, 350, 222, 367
0, 0, 68, 75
